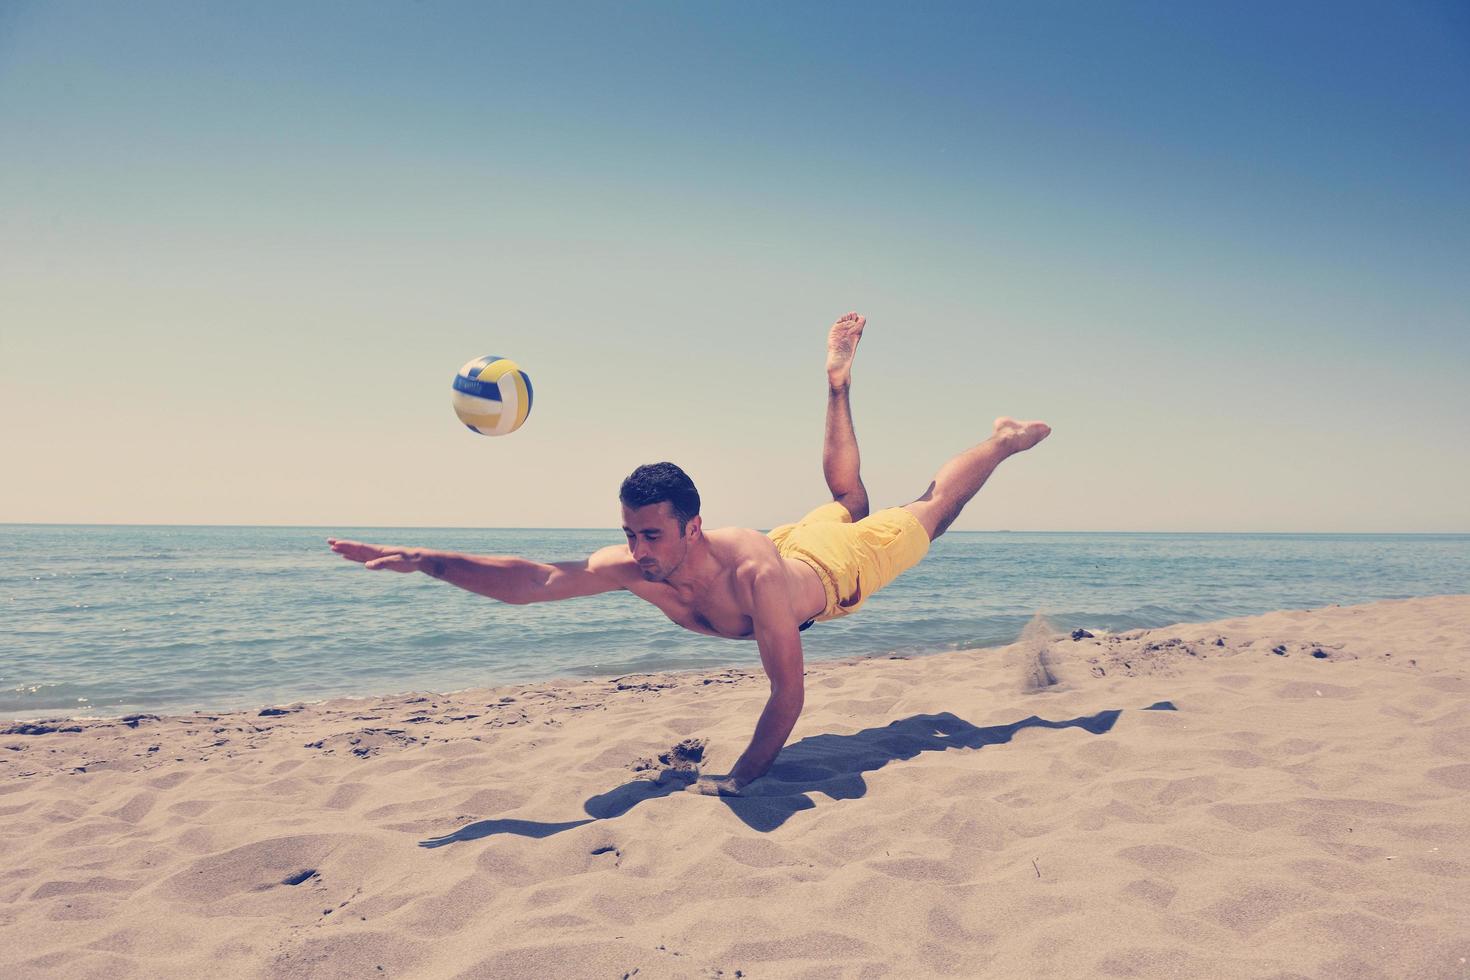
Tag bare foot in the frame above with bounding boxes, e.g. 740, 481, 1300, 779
993, 416, 1052, 453
827, 311, 865, 387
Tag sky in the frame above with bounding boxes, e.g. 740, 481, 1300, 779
2, 1, 1467, 532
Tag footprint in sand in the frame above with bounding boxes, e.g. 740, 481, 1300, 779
1203, 881, 1311, 936
1116, 843, 1208, 876
157, 834, 379, 906
1120, 878, 1177, 909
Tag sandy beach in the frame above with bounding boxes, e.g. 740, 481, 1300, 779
3, 596, 1467, 978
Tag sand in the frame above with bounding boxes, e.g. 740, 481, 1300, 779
3, 596, 1468, 979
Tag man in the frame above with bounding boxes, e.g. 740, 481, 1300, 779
329, 313, 1050, 794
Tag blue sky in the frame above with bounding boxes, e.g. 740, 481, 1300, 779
2, 1, 1467, 531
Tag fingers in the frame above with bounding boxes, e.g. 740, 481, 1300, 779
330, 538, 418, 572
364, 554, 411, 572
330, 540, 373, 562
684, 776, 742, 797
329, 539, 400, 566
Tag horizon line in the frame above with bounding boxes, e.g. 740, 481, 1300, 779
3, 522, 1468, 536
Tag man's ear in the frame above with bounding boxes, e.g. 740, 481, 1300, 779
686, 515, 702, 539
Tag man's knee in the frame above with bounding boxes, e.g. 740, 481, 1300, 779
836, 491, 869, 522
902, 485, 953, 540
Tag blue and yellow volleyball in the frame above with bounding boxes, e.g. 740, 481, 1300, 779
451, 355, 534, 436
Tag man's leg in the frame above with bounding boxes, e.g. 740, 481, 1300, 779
824, 313, 869, 521
902, 417, 1052, 540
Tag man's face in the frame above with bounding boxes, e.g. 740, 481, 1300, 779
621, 501, 696, 582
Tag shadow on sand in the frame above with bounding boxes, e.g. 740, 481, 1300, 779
420, 707, 1125, 845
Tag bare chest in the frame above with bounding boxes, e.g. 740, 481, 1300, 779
627, 557, 824, 640
636, 570, 752, 639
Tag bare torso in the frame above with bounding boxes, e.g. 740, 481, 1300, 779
619, 528, 826, 639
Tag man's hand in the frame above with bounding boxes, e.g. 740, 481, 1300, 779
684, 775, 744, 797
328, 539, 429, 573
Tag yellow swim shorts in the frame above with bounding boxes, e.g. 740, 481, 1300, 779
767, 501, 931, 625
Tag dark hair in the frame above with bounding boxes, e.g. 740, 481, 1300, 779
619, 462, 701, 533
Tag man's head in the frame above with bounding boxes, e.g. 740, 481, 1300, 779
619, 462, 701, 581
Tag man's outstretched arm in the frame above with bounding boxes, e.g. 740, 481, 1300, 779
327, 539, 634, 604
697, 561, 806, 793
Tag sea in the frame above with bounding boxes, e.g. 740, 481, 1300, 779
3, 525, 1467, 721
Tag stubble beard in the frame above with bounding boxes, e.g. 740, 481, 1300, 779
640, 539, 688, 582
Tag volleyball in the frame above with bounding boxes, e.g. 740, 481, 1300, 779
451, 355, 534, 436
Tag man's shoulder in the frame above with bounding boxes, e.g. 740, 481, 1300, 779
585, 544, 641, 582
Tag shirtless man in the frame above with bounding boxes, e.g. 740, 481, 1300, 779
328, 313, 1050, 794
